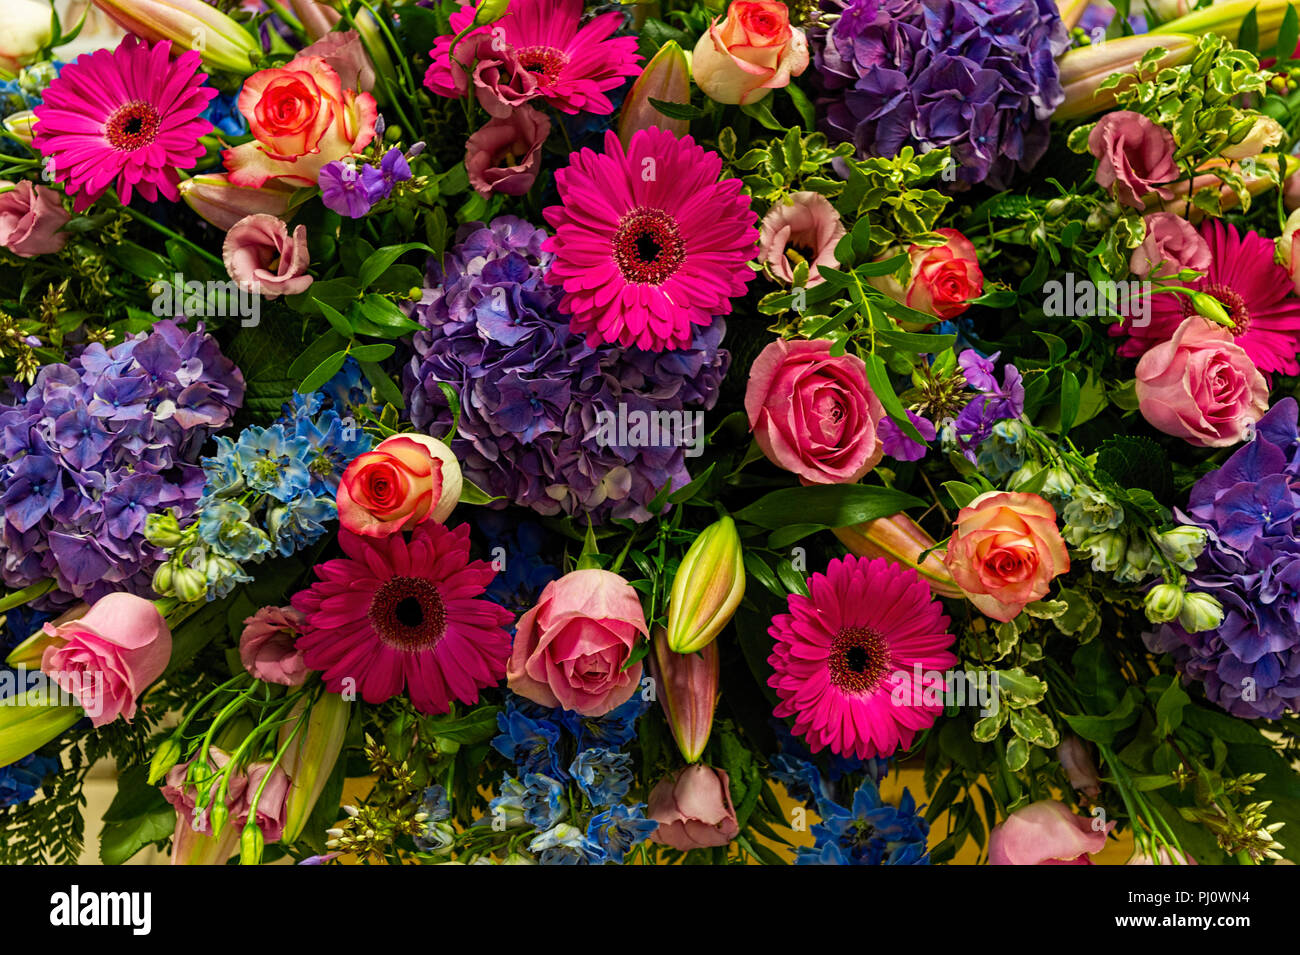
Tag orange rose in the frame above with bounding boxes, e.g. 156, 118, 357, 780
692, 0, 808, 106
223, 55, 377, 189
336, 434, 462, 537
942, 491, 1069, 622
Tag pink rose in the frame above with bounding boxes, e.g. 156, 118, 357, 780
904, 228, 983, 321
337, 433, 462, 537
222, 213, 314, 299
647, 764, 739, 850
758, 191, 845, 286
744, 337, 886, 484
1088, 110, 1178, 209
298, 30, 375, 92
507, 569, 648, 716
692, 0, 809, 105
989, 800, 1113, 865
943, 491, 1070, 622
1136, 316, 1268, 448
223, 55, 377, 188
1129, 211, 1211, 278
465, 106, 550, 198
39, 592, 172, 727
0, 180, 70, 257
240, 606, 310, 686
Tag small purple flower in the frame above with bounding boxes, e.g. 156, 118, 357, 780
318, 160, 379, 218
879, 411, 936, 462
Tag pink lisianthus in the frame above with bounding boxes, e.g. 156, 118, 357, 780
465, 106, 550, 197
0, 180, 70, 257
758, 191, 845, 286
1088, 110, 1178, 209
222, 214, 314, 299
239, 606, 310, 686
989, 800, 1113, 864
647, 764, 739, 850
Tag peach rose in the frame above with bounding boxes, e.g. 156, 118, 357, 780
1135, 316, 1268, 448
223, 55, 378, 188
692, 0, 809, 106
943, 491, 1070, 622
905, 228, 983, 321
336, 433, 463, 537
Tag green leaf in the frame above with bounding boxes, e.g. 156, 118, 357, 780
784, 83, 815, 129
743, 552, 784, 599
1061, 687, 1141, 745
1155, 678, 1191, 736
734, 484, 925, 530
874, 329, 957, 353
358, 243, 432, 290
317, 300, 354, 338
667, 463, 715, 504
459, 479, 503, 506
864, 353, 924, 444
649, 98, 704, 120
287, 330, 348, 381
740, 99, 783, 131
942, 481, 979, 509
1240, 6, 1260, 53
357, 359, 404, 409
348, 343, 395, 362
424, 706, 502, 745
299, 350, 348, 394
358, 293, 422, 334
854, 252, 908, 277
99, 807, 175, 865
1059, 369, 1081, 435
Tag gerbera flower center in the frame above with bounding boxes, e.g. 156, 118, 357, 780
105, 100, 161, 151
516, 45, 570, 83
1183, 283, 1251, 336
369, 575, 447, 652
829, 625, 891, 694
612, 207, 686, 286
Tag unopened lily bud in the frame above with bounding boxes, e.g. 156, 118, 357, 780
1144, 583, 1184, 624
618, 40, 691, 147
1179, 591, 1223, 633
650, 627, 719, 763
179, 174, 298, 232
834, 512, 963, 599
665, 516, 745, 654
239, 821, 264, 865
279, 692, 351, 844
172, 565, 207, 603
2, 110, 35, 145
148, 736, 184, 785
91, 0, 262, 76
0, 689, 81, 767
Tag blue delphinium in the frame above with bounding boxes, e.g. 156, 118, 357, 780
476, 511, 560, 617
198, 499, 271, 561
1144, 397, 1300, 719
529, 824, 606, 865
414, 784, 454, 852
561, 696, 649, 751
493, 704, 567, 779
797, 777, 931, 866
0, 752, 59, 808
570, 748, 633, 807
587, 804, 657, 863
521, 774, 568, 828
201, 90, 247, 136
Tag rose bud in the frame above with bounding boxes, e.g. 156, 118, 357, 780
279, 692, 351, 844
618, 39, 691, 146
692, 0, 809, 106
179, 174, 298, 232
92, 0, 260, 76
336, 433, 463, 537
903, 228, 983, 322
665, 516, 745, 654
833, 513, 963, 599
650, 627, 719, 763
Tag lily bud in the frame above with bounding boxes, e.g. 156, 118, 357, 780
287, 0, 340, 41
1149, 154, 1296, 222
649, 627, 719, 764
1179, 591, 1223, 633
665, 516, 745, 654
2, 110, 35, 146
833, 513, 963, 599
239, 821, 264, 865
279, 692, 351, 844
1056, 34, 1196, 121
1054, 0, 1091, 30
1144, 583, 1184, 624
91, 0, 262, 76
5, 602, 88, 669
0, 689, 81, 767
618, 40, 691, 148
178, 174, 299, 232
1153, 0, 1295, 50
148, 736, 184, 785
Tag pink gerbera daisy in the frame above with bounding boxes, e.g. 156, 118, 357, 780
1115, 218, 1300, 376
768, 555, 957, 760
543, 127, 759, 351
424, 0, 641, 115
32, 36, 216, 213
290, 522, 514, 715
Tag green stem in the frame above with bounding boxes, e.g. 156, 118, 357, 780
0, 579, 57, 613
119, 205, 224, 271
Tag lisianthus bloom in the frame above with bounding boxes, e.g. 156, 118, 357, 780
336, 433, 462, 537
1088, 111, 1178, 209
1130, 211, 1211, 279
221, 214, 313, 299
647, 764, 739, 850
0, 180, 70, 257
239, 606, 310, 686
943, 491, 1069, 622
32, 36, 216, 212
424, 0, 641, 116
542, 127, 758, 351
767, 555, 957, 760
222, 54, 377, 188
758, 191, 845, 286
291, 522, 514, 714
988, 800, 1113, 864
1116, 219, 1300, 376
692, 0, 809, 106
466, 106, 550, 198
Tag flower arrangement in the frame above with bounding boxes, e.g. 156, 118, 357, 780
2, 0, 1300, 871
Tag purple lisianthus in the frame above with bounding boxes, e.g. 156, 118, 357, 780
0, 321, 244, 605
401, 216, 728, 522
1145, 398, 1300, 719
810, 0, 1069, 189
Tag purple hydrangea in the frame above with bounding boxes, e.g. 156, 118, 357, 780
0, 321, 244, 604
811, 0, 1069, 189
401, 217, 728, 522
1144, 398, 1300, 719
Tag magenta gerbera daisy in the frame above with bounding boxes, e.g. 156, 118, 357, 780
424, 0, 641, 115
32, 36, 216, 213
542, 127, 759, 351
290, 522, 514, 715
768, 555, 957, 760
1115, 218, 1300, 376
